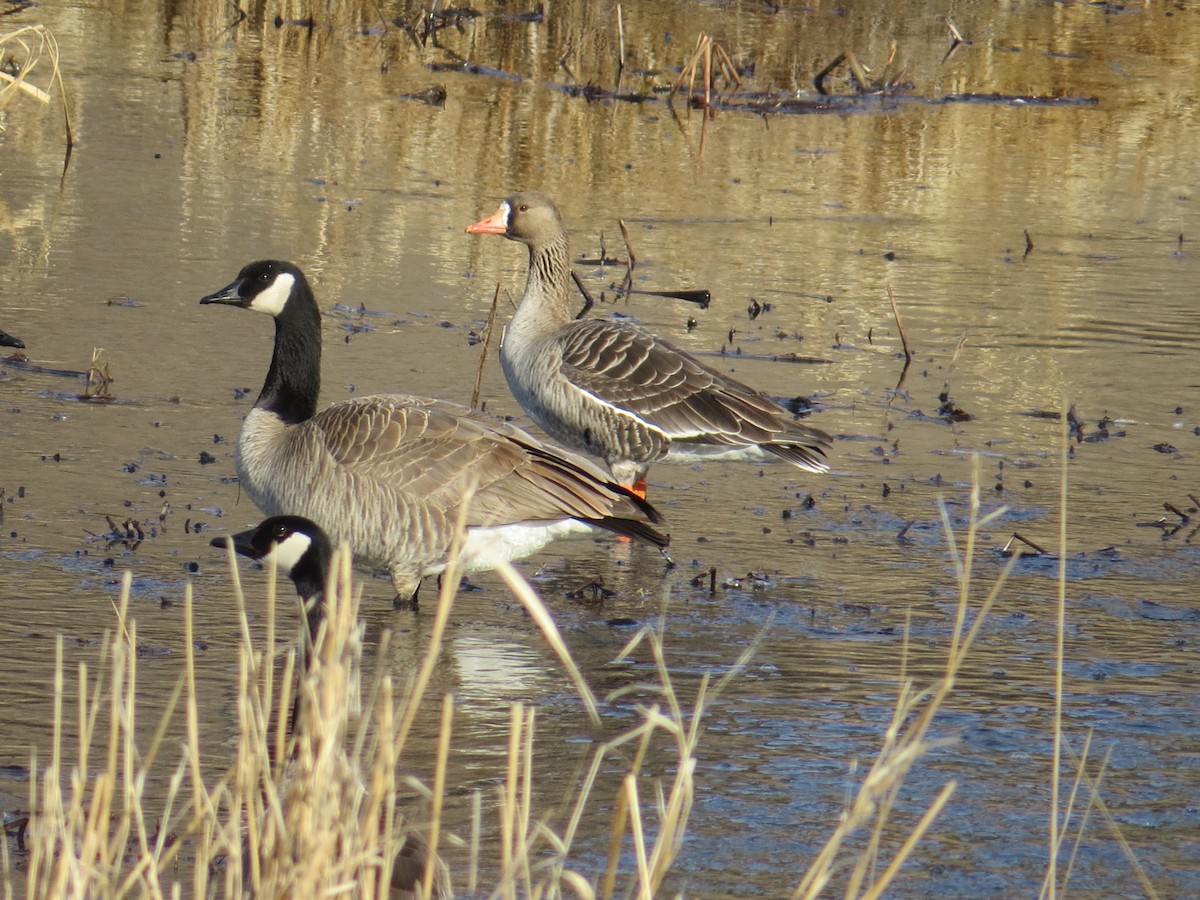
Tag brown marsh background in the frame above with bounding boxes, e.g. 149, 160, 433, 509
2, 0, 1199, 895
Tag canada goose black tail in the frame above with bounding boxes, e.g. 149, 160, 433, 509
763, 441, 830, 474
523, 441, 666, 525
585, 516, 670, 549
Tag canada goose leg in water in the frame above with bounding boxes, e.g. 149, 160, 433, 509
393, 580, 421, 611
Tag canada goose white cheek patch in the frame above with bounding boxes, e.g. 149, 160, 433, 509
250, 272, 296, 316
265, 530, 312, 575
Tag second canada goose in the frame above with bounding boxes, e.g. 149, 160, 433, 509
0, 330, 24, 349
217, 514, 329, 639
202, 260, 667, 603
467, 191, 833, 497
214, 515, 439, 897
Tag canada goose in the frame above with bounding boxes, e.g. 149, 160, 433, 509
467, 191, 833, 497
216, 514, 329, 639
202, 260, 667, 603
213, 515, 439, 897
0, 330, 24, 349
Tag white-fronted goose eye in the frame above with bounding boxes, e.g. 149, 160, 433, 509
466, 191, 833, 498
203, 259, 667, 606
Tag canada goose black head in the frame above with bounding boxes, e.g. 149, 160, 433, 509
213, 515, 333, 604
201, 259, 321, 425
466, 191, 565, 248
0, 330, 24, 349
200, 259, 315, 321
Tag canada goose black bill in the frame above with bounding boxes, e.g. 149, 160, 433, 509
0, 330, 24, 349
201, 260, 667, 605
467, 191, 832, 498
213, 514, 329, 633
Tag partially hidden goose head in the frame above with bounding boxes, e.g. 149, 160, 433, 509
210, 515, 441, 897
201, 259, 667, 606
467, 192, 832, 498
0, 330, 25, 349
214, 514, 331, 603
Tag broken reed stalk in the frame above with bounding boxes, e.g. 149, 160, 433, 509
571, 270, 596, 318
1047, 404, 1069, 900
615, 3, 625, 81
617, 217, 637, 268
470, 284, 501, 410
886, 284, 911, 363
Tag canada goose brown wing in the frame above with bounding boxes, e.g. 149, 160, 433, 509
310, 395, 658, 528
558, 319, 824, 450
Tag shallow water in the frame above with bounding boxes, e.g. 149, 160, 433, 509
2, 0, 1199, 895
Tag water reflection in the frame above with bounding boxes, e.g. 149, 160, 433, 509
2, 0, 1200, 894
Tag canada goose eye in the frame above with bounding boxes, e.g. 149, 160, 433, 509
272, 523, 288, 538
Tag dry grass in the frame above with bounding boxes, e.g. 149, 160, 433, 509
1, 457, 1148, 897
0, 24, 72, 144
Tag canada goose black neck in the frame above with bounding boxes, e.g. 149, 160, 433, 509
216, 514, 332, 640
261, 289, 322, 425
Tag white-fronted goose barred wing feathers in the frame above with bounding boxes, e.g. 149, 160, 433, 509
202, 260, 666, 602
556, 317, 829, 470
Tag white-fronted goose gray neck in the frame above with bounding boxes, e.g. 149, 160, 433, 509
202, 260, 667, 603
467, 191, 832, 496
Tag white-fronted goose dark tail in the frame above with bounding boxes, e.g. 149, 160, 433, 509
0, 330, 24, 349
467, 191, 832, 497
202, 260, 667, 604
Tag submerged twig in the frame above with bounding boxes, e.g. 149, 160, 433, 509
887, 284, 911, 364
617, 217, 637, 269
470, 285, 501, 411
570, 271, 595, 319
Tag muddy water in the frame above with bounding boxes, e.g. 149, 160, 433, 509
2, 0, 1199, 895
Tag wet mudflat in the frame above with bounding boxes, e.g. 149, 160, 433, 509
2, 0, 1199, 895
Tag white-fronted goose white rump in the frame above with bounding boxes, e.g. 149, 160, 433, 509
0, 330, 24, 349
467, 191, 832, 496
202, 260, 667, 603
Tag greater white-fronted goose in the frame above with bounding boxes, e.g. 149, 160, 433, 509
467, 191, 832, 497
0, 330, 24, 349
202, 260, 667, 603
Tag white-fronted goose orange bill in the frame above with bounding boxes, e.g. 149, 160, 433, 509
467, 191, 832, 497
202, 260, 667, 604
